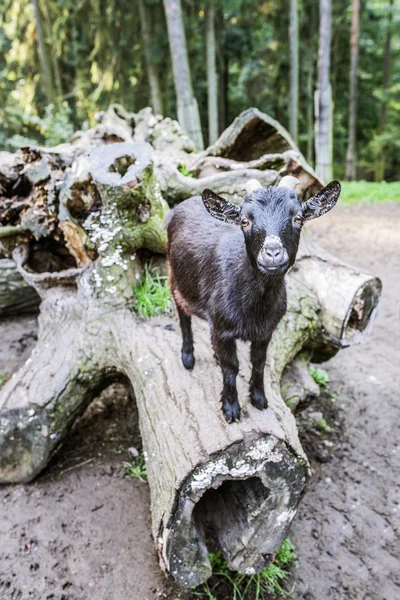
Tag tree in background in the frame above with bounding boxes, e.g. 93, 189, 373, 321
375, 0, 394, 181
0, 0, 399, 180
289, 0, 299, 143
31, 0, 56, 107
206, 1, 219, 144
315, 0, 333, 182
139, 0, 164, 115
162, 0, 204, 149
345, 0, 360, 181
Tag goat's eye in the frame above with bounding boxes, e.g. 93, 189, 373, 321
293, 214, 303, 226
241, 217, 250, 228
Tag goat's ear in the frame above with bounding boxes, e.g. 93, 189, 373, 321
202, 189, 241, 224
302, 180, 341, 222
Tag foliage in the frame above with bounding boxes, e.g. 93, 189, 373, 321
3, 103, 74, 150
340, 181, 400, 204
309, 365, 330, 388
123, 454, 147, 482
0, 0, 399, 179
0, 375, 7, 387
195, 538, 298, 599
131, 266, 172, 318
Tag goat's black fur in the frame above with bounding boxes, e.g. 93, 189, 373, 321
167, 181, 341, 422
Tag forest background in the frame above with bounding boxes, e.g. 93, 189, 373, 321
0, 0, 399, 182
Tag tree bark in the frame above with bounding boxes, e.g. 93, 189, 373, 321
206, 1, 219, 144
375, 0, 393, 182
138, 0, 164, 116
31, 0, 56, 106
191, 107, 324, 198
40, 0, 63, 103
0, 259, 40, 317
162, 0, 204, 149
289, 0, 299, 143
306, 53, 314, 166
345, 0, 360, 181
217, 7, 228, 135
315, 0, 333, 182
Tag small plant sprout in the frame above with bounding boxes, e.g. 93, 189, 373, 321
194, 538, 298, 599
123, 454, 147, 482
309, 365, 330, 388
0, 375, 7, 387
177, 162, 195, 178
131, 265, 173, 318
316, 417, 333, 434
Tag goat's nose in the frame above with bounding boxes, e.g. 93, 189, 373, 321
264, 242, 283, 258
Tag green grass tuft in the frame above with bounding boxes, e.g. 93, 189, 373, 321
177, 162, 196, 178
123, 454, 147, 482
131, 266, 172, 318
195, 538, 298, 599
309, 365, 330, 388
0, 375, 7, 387
339, 181, 400, 205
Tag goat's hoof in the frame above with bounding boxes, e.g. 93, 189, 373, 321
182, 351, 195, 370
250, 389, 268, 411
222, 401, 241, 424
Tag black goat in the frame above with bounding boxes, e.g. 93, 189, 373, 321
167, 177, 341, 422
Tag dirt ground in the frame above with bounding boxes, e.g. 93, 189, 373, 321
0, 203, 399, 600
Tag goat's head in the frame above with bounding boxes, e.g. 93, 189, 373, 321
202, 177, 341, 276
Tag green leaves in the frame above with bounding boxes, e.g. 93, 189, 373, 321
310, 365, 330, 388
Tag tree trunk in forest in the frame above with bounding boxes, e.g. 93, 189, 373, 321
306, 52, 314, 166
138, 0, 164, 116
315, 0, 333, 182
375, 0, 393, 182
31, 0, 56, 106
345, 0, 360, 181
162, 0, 204, 149
0, 106, 382, 587
217, 9, 228, 134
206, 2, 219, 145
289, 0, 299, 143
40, 0, 62, 102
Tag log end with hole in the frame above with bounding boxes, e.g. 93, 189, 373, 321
162, 436, 308, 587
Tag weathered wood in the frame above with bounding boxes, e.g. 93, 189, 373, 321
292, 233, 382, 359
188, 107, 323, 198
281, 354, 320, 411
0, 259, 40, 317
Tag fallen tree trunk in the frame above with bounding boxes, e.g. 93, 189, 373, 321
0, 106, 381, 587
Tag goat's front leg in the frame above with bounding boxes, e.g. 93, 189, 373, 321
212, 331, 240, 423
249, 339, 269, 410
